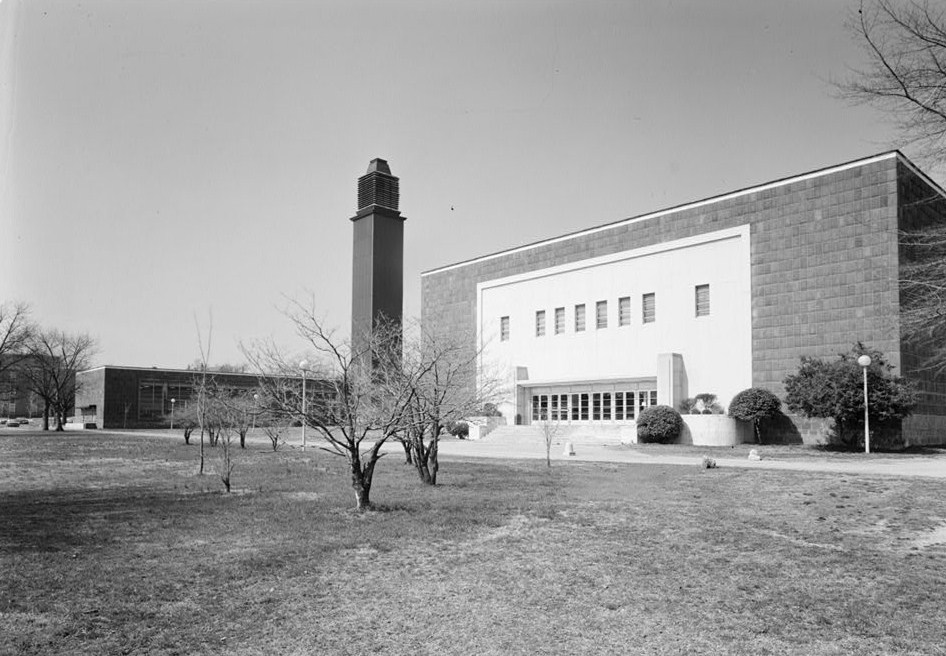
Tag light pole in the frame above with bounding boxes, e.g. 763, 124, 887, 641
170, 398, 176, 431
857, 354, 872, 454
252, 393, 259, 431
300, 360, 308, 452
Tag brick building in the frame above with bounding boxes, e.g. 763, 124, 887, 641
74, 366, 273, 429
420, 151, 946, 445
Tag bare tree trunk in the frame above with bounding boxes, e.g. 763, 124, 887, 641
219, 435, 233, 493
413, 452, 433, 485
400, 438, 413, 465
351, 464, 372, 511
199, 427, 205, 475
410, 426, 439, 486
351, 451, 380, 511
42, 403, 50, 431
428, 435, 439, 485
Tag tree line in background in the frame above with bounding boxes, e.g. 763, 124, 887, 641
0, 300, 98, 430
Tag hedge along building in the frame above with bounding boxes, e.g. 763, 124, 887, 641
420, 151, 946, 445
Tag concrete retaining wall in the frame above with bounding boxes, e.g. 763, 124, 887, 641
678, 415, 753, 446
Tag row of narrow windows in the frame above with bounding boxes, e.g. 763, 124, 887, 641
499, 285, 709, 341
531, 390, 658, 422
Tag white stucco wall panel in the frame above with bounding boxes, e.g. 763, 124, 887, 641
478, 226, 752, 410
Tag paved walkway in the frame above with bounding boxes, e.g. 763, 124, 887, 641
434, 438, 946, 479
89, 428, 946, 480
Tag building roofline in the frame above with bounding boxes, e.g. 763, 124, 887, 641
422, 150, 942, 277
77, 364, 262, 378
895, 151, 946, 199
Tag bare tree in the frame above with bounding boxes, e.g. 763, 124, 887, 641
899, 222, 946, 370
204, 386, 241, 492
395, 324, 503, 485
244, 301, 416, 511
538, 417, 561, 469
261, 411, 291, 451
842, 1, 946, 371
0, 301, 33, 376
169, 401, 200, 444
193, 313, 213, 474
20, 329, 97, 431
842, 0, 946, 166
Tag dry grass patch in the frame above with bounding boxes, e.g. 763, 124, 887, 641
1, 431, 946, 655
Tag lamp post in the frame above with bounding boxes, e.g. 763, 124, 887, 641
300, 360, 308, 452
252, 393, 259, 431
857, 354, 872, 454
170, 398, 176, 431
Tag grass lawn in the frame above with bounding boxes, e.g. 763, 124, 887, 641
2, 431, 946, 655
607, 440, 946, 461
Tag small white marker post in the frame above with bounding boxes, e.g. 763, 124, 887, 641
563, 441, 575, 456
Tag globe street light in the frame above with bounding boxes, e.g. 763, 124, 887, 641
300, 360, 308, 452
253, 393, 259, 431
170, 398, 176, 431
857, 354, 872, 454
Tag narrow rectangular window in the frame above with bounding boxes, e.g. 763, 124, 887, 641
695, 284, 710, 317
603, 393, 612, 420
596, 300, 608, 329
571, 394, 580, 421
626, 392, 636, 419
618, 296, 631, 326
638, 390, 655, 414
532, 396, 540, 421
500, 316, 510, 341
554, 307, 565, 334
642, 293, 656, 324
580, 393, 589, 421
592, 393, 601, 420
615, 392, 624, 421
575, 304, 586, 332
540, 394, 549, 420
535, 310, 546, 337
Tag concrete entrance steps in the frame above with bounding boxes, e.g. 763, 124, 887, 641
481, 424, 633, 445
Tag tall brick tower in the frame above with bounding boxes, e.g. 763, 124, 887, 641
350, 158, 405, 354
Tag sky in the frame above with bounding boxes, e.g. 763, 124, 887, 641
0, 0, 921, 369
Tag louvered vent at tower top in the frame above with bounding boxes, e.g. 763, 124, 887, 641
357, 158, 399, 212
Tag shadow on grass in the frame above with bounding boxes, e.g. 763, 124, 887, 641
0, 487, 214, 554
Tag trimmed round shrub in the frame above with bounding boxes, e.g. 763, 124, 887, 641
728, 387, 782, 442
447, 420, 469, 439
636, 405, 684, 443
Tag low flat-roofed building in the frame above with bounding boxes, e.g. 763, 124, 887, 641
75, 365, 271, 429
